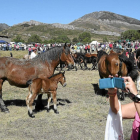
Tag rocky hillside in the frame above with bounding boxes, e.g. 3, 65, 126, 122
0, 23, 10, 32
0, 11, 140, 41
68, 11, 140, 36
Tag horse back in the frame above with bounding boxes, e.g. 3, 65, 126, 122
0, 57, 48, 87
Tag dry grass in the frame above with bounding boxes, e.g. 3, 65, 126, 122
0, 51, 133, 140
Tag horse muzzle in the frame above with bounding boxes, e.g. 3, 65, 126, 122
63, 82, 67, 87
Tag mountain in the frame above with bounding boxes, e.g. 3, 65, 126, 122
0, 11, 140, 42
68, 11, 140, 35
0, 23, 10, 32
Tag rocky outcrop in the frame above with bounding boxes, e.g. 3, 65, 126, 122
0, 23, 10, 31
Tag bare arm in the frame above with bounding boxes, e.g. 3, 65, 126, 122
108, 76, 140, 119
109, 93, 119, 114
121, 103, 136, 119
123, 76, 140, 117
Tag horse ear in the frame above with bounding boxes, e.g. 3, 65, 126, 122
63, 43, 67, 49
67, 43, 71, 48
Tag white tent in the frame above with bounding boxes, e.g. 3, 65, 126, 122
90, 41, 100, 45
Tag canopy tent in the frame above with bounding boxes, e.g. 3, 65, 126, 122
90, 41, 100, 45
77, 42, 83, 46
0, 40, 7, 43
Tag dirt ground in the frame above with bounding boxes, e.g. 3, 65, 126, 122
0, 63, 134, 140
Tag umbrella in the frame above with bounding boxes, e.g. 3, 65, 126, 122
0, 40, 7, 43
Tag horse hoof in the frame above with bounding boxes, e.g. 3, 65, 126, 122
1, 108, 10, 113
46, 108, 50, 112
54, 110, 59, 114
28, 111, 35, 118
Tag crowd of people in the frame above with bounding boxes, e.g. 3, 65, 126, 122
0, 40, 140, 55
70, 40, 140, 54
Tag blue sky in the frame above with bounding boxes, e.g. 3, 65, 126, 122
1, 0, 140, 26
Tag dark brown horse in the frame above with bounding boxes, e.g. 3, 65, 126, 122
83, 53, 97, 70
26, 72, 66, 118
0, 43, 74, 113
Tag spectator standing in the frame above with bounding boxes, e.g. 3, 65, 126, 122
91, 45, 95, 53
12, 43, 14, 50
3, 44, 6, 51
84, 45, 88, 53
28, 46, 32, 56
87, 44, 90, 53
30, 47, 37, 59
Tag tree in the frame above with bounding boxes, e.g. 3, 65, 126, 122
103, 37, 108, 42
13, 35, 24, 43
120, 30, 140, 41
56, 35, 71, 43
72, 37, 78, 43
28, 34, 42, 43
78, 32, 91, 43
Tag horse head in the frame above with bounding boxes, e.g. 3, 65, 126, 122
106, 53, 128, 77
59, 71, 67, 87
60, 43, 74, 69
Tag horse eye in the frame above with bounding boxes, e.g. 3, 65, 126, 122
115, 63, 118, 66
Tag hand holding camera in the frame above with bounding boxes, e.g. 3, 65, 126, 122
99, 76, 140, 102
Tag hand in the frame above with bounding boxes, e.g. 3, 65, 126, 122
123, 76, 138, 95
108, 75, 118, 95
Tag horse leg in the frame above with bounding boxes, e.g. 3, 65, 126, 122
26, 91, 37, 118
0, 79, 9, 113
74, 62, 77, 71
52, 91, 59, 114
46, 92, 51, 112
35, 94, 44, 111
84, 60, 88, 70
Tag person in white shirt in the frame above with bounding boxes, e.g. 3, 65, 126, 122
30, 47, 37, 59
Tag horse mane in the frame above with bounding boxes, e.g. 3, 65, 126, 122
32, 46, 63, 63
119, 52, 139, 81
112, 48, 123, 54
32, 45, 70, 63
48, 72, 64, 79
128, 69, 139, 81
97, 50, 108, 62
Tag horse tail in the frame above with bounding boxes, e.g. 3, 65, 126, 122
10, 52, 13, 57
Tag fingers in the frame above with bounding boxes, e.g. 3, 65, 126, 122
123, 76, 132, 82
108, 74, 118, 78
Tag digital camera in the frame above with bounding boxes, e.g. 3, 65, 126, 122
99, 77, 125, 90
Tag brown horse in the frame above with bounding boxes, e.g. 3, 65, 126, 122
97, 50, 139, 99
26, 72, 66, 118
0, 43, 74, 113
84, 53, 97, 70
98, 50, 127, 79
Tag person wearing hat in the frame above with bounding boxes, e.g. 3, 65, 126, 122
30, 47, 37, 59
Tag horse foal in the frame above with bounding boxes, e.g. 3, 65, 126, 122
26, 72, 66, 118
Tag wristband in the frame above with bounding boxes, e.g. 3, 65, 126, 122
107, 92, 117, 97
128, 93, 140, 103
